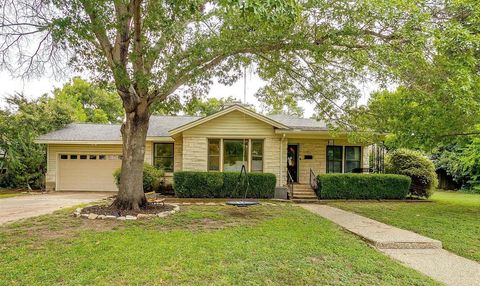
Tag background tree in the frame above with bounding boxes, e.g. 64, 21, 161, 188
0, 78, 125, 189
53, 77, 124, 123
183, 96, 238, 116
346, 1, 480, 148
0, 0, 432, 210
256, 86, 304, 117
0, 94, 73, 189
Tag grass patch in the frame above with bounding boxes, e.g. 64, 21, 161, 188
0, 204, 437, 285
0, 189, 26, 199
331, 191, 480, 262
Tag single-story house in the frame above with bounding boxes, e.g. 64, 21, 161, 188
36, 104, 369, 199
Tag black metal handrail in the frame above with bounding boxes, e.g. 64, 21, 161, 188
309, 168, 318, 195
287, 169, 294, 199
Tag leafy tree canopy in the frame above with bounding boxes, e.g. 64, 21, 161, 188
0, 94, 73, 189
256, 86, 304, 117
53, 77, 124, 123
183, 96, 238, 116
345, 0, 480, 149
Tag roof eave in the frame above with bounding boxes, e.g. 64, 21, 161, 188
35, 139, 123, 145
275, 129, 331, 134
36, 136, 175, 144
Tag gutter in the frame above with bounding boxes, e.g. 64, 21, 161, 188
280, 133, 285, 187
35, 136, 175, 145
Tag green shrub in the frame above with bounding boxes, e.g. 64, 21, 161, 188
113, 163, 164, 193
317, 174, 411, 200
385, 148, 438, 198
173, 171, 276, 198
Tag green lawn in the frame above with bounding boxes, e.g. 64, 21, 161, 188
331, 191, 480, 262
0, 204, 437, 285
0, 189, 26, 199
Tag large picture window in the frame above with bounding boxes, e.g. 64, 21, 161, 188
207, 139, 264, 172
208, 139, 221, 171
326, 146, 343, 173
345, 146, 361, 173
154, 143, 174, 172
223, 139, 248, 172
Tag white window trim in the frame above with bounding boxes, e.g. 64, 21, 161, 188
208, 138, 264, 173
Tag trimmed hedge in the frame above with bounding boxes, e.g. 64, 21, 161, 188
316, 173, 411, 200
113, 163, 164, 193
173, 171, 276, 198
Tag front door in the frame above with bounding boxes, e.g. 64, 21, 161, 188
287, 144, 298, 182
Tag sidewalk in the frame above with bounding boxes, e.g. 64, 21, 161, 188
301, 204, 480, 286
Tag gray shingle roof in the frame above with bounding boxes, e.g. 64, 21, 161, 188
38, 112, 329, 142
266, 114, 328, 131
37, 115, 201, 141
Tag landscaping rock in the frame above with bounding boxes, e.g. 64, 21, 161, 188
80, 214, 89, 218
125, 215, 137, 220
105, 215, 117, 219
97, 215, 106, 219
88, 213, 98, 220
137, 213, 154, 219
157, 212, 169, 218
117, 216, 126, 221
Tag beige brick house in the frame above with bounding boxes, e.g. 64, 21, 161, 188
37, 104, 369, 199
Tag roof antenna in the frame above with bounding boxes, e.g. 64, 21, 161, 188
243, 65, 247, 104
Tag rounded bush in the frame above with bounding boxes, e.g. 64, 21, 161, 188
385, 148, 438, 198
113, 163, 164, 193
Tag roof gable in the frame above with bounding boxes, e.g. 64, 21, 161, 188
168, 104, 290, 136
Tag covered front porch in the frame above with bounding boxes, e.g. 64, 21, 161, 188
280, 137, 371, 200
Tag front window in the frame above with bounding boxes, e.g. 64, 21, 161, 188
345, 146, 361, 173
154, 143, 174, 172
326, 146, 343, 173
208, 139, 221, 171
251, 140, 263, 172
223, 139, 248, 172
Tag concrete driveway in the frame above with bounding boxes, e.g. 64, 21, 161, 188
0, 192, 112, 225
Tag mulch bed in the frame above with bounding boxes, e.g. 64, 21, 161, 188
81, 203, 174, 217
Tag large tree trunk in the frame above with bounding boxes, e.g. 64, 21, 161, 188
113, 102, 150, 210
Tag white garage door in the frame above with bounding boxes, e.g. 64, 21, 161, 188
57, 154, 122, 192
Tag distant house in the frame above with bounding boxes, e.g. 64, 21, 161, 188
36, 104, 368, 199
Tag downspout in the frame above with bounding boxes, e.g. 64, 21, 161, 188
280, 133, 285, 187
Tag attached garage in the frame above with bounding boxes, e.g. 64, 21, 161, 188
57, 154, 122, 192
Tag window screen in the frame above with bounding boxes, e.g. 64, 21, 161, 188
345, 146, 361, 173
326, 146, 343, 173
154, 143, 174, 172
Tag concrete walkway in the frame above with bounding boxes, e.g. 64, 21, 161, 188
0, 192, 111, 225
301, 204, 480, 286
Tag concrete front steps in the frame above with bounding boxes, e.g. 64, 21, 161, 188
292, 184, 317, 200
